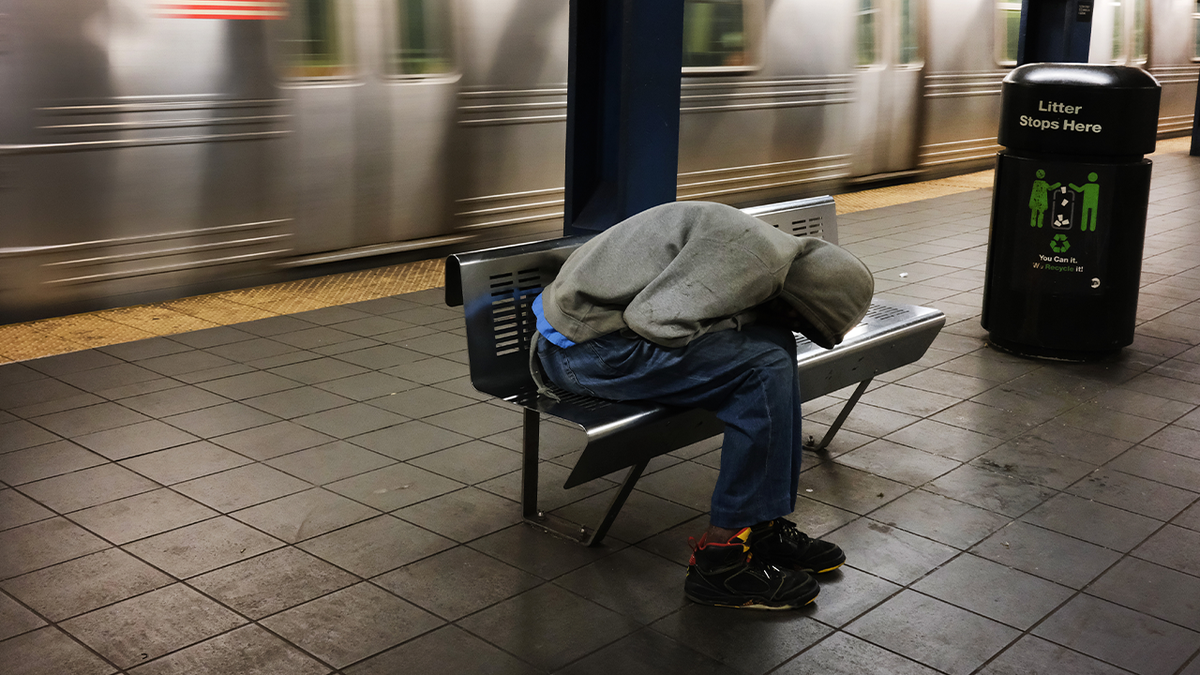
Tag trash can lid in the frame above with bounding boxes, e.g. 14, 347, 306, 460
1004, 63, 1160, 90
998, 63, 1161, 157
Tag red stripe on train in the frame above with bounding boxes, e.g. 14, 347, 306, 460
155, 2, 287, 19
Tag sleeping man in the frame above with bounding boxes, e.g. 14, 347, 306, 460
531, 201, 874, 609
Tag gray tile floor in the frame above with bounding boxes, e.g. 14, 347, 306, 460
3, 151, 1200, 674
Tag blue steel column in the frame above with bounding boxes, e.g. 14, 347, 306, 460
1017, 0, 1093, 65
1192, 85, 1200, 156
563, 0, 686, 236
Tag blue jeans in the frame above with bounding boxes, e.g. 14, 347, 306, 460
537, 325, 802, 528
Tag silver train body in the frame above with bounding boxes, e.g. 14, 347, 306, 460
1, 0, 1195, 319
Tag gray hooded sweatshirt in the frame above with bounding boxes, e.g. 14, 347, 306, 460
540, 201, 874, 349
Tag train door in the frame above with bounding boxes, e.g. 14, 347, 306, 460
848, 0, 924, 177
283, 0, 360, 255
285, 0, 459, 257
378, 0, 458, 244
912, 0, 1009, 172
449, 0, 571, 238
1137, 0, 1196, 136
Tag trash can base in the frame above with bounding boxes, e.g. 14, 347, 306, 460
986, 334, 1120, 362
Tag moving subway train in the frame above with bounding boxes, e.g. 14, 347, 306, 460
1, 0, 1196, 320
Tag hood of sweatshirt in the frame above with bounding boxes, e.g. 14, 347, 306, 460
776, 238, 874, 349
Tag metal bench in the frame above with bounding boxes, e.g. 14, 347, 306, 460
444, 196, 945, 546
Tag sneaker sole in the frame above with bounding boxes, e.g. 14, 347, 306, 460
796, 550, 847, 575
807, 560, 845, 574
684, 578, 821, 610
685, 592, 818, 610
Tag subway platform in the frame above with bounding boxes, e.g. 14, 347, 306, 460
2, 140, 1199, 675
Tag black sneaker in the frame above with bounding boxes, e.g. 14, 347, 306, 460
684, 527, 820, 609
747, 518, 846, 574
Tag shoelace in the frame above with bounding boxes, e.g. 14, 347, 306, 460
771, 518, 813, 549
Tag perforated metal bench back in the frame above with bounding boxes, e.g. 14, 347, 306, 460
448, 236, 587, 400
741, 197, 838, 245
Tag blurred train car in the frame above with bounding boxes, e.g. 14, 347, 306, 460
0, 0, 1195, 320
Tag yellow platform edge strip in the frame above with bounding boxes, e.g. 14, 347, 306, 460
0, 259, 445, 364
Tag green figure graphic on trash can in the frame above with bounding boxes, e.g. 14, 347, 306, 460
1069, 172, 1100, 231
1029, 169, 1061, 228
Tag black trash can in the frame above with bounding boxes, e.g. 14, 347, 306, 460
982, 63, 1161, 360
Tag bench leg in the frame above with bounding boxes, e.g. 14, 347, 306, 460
519, 407, 644, 547
521, 408, 540, 520
806, 377, 873, 452
581, 460, 648, 547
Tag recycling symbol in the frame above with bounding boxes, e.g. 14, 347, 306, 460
1049, 234, 1070, 253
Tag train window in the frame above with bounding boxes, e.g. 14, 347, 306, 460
898, 0, 920, 65
1111, 0, 1148, 63
1112, 2, 1123, 59
996, 2, 1022, 66
682, 0, 759, 72
856, 0, 879, 66
390, 0, 455, 75
1131, 0, 1148, 62
1195, 1, 1200, 60
287, 0, 353, 78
